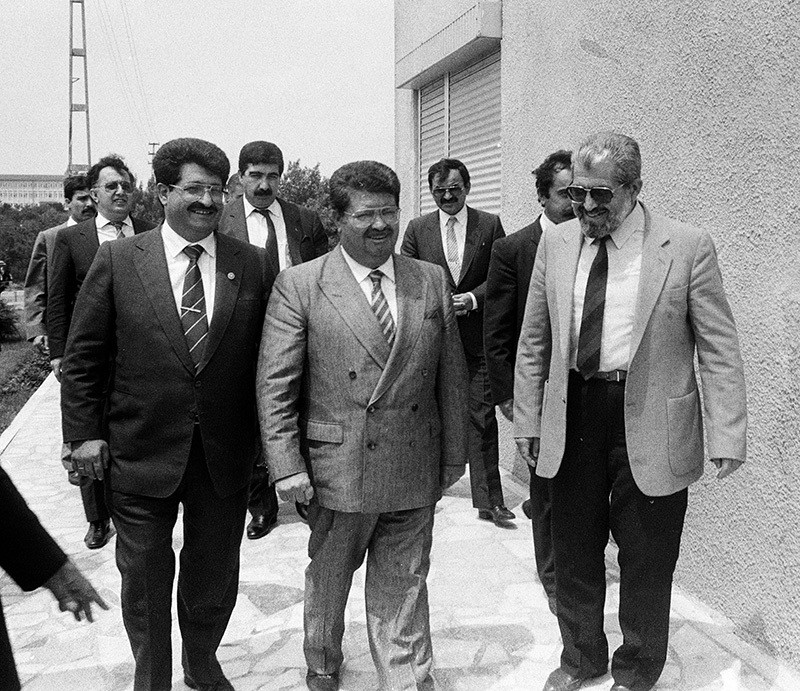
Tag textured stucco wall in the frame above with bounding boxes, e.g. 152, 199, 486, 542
396, 0, 800, 669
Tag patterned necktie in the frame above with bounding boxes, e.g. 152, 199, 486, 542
112, 220, 125, 239
576, 236, 610, 380
445, 216, 460, 282
254, 207, 279, 270
368, 270, 395, 346
181, 244, 208, 368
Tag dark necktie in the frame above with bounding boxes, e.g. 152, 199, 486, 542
254, 207, 279, 270
181, 245, 208, 368
368, 270, 395, 346
576, 236, 610, 380
111, 220, 125, 239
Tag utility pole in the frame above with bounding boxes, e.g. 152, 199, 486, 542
68, 0, 91, 174
147, 142, 160, 165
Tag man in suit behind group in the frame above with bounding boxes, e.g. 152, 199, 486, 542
484, 149, 574, 611
401, 158, 512, 527
514, 132, 747, 691
47, 155, 155, 551
60, 138, 275, 690
23, 173, 96, 349
257, 160, 468, 690
219, 140, 328, 539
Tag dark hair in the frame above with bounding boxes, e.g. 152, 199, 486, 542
63, 174, 89, 201
152, 138, 230, 187
532, 150, 572, 199
329, 161, 400, 217
86, 155, 135, 189
427, 158, 470, 189
238, 141, 284, 176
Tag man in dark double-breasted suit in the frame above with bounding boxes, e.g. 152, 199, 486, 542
401, 157, 512, 526
60, 138, 275, 690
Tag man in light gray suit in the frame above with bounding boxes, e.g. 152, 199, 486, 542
23, 174, 95, 348
257, 161, 469, 691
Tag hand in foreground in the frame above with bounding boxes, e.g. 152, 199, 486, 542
275, 472, 314, 505
451, 293, 472, 316
497, 399, 514, 422
70, 439, 109, 481
441, 465, 465, 490
44, 559, 109, 622
50, 357, 62, 381
711, 458, 742, 480
515, 437, 540, 468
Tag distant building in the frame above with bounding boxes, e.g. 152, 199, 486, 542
0, 174, 64, 205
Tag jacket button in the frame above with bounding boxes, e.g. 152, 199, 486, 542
349, 371, 357, 380
411, 404, 418, 412
367, 405, 375, 414
367, 442, 376, 450
194, 380, 201, 388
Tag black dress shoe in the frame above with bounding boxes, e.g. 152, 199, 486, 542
84, 519, 114, 549
522, 498, 533, 519
477, 505, 516, 525
295, 501, 309, 522
306, 670, 339, 691
184, 673, 234, 690
542, 667, 599, 691
246, 513, 277, 540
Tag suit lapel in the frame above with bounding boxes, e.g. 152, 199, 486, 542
279, 198, 304, 266
318, 249, 391, 368
224, 199, 249, 243
78, 219, 100, 257
370, 256, 424, 404
424, 212, 454, 289
459, 206, 481, 284
556, 220, 584, 361
629, 203, 671, 361
133, 227, 195, 374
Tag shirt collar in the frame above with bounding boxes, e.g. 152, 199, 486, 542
161, 220, 217, 259
244, 196, 281, 219
608, 201, 644, 250
438, 204, 468, 229
66, 216, 78, 227
339, 246, 395, 285
540, 211, 559, 234
95, 212, 132, 230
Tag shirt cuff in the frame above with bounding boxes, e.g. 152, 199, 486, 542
466, 292, 477, 311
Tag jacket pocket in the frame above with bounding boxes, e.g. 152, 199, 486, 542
666, 389, 702, 476
302, 419, 344, 444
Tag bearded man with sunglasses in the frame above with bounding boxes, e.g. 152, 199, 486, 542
48, 155, 155, 550
514, 132, 747, 691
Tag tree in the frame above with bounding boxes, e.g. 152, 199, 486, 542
279, 160, 336, 244
0, 203, 65, 281
130, 177, 164, 227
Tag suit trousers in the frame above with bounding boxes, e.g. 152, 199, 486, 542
304, 502, 436, 691
246, 463, 278, 520
552, 372, 687, 690
464, 353, 503, 509
109, 428, 248, 691
79, 476, 110, 523
529, 464, 555, 601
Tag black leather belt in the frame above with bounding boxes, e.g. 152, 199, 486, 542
593, 370, 627, 382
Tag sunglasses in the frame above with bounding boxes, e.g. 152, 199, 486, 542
565, 183, 626, 205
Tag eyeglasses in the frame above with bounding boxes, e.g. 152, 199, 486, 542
96, 181, 133, 194
431, 185, 465, 196
565, 184, 626, 205
169, 184, 226, 202
342, 206, 400, 226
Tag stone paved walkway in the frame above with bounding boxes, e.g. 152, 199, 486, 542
1, 375, 798, 690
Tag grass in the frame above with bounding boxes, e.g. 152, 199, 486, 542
0, 338, 51, 435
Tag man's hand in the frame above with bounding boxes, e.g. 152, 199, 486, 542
33, 334, 49, 353
498, 399, 514, 422
441, 465, 465, 490
515, 437, 540, 468
70, 439, 109, 481
275, 472, 314, 505
451, 293, 472, 316
50, 357, 62, 381
44, 558, 109, 622
711, 458, 742, 480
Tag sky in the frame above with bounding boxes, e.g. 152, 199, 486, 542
0, 1, 396, 181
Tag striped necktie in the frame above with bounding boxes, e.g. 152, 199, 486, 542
576, 236, 609, 379
254, 207, 279, 271
112, 220, 125, 239
368, 270, 395, 346
445, 216, 460, 282
181, 244, 208, 367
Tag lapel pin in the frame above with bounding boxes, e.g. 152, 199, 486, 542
227, 272, 235, 280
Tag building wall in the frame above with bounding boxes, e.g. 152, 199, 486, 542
0, 176, 63, 205
396, 0, 800, 669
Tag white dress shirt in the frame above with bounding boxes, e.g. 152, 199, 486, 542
340, 247, 398, 323
437, 205, 477, 310
539, 210, 560, 235
95, 212, 134, 244
161, 222, 217, 326
570, 202, 644, 371
243, 197, 291, 272
66, 216, 77, 227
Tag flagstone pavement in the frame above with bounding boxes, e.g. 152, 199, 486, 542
1, 375, 798, 690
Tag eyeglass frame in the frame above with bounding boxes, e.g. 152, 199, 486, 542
167, 183, 227, 202
565, 183, 627, 205
94, 181, 134, 194
341, 206, 401, 226
431, 184, 466, 196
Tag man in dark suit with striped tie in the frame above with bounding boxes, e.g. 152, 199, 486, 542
60, 138, 275, 690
